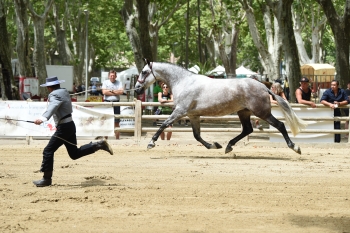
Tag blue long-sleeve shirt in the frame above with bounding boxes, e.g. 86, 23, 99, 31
320, 88, 349, 116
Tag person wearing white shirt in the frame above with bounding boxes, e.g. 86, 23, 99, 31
102, 70, 124, 139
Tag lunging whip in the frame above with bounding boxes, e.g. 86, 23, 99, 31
0, 118, 34, 123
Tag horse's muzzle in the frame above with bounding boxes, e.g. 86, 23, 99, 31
134, 85, 145, 95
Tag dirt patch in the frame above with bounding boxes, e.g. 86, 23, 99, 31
1, 132, 350, 232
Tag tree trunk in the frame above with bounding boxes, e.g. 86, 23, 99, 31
218, 27, 239, 77
136, 0, 153, 61
274, 0, 301, 103
13, 0, 33, 77
293, 5, 327, 65
77, 15, 85, 87
120, 0, 143, 72
316, 0, 350, 88
0, 0, 16, 100
32, 18, 49, 96
28, 0, 54, 97
52, 2, 73, 65
240, 0, 281, 82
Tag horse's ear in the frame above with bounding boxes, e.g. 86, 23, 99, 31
143, 58, 151, 67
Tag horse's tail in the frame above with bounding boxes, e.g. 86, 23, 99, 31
268, 90, 307, 136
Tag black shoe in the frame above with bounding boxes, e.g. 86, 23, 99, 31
33, 178, 52, 187
94, 140, 113, 155
33, 171, 52, 187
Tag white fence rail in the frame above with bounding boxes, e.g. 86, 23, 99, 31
77, 100, 350, 143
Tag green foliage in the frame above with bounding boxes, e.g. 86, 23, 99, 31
237, 31, 262, 73
6, 0, 339, 74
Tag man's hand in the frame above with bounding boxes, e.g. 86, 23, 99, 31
310, 102, 317, 108
34, 119, 43, 125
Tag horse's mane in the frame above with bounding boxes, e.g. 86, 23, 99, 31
157, 62, 198, 76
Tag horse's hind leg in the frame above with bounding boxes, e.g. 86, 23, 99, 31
190, 116, 222, 149
264, 114, 301, 154
225, 109, 253, 154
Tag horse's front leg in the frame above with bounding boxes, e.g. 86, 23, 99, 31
147, 113, 182, 149
190, 116, 222, 149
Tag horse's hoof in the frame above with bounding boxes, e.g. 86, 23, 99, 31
225, 146, 233, 154
147, 143, 155, 149
213, 142, 222, 149
291, 145, 301, 154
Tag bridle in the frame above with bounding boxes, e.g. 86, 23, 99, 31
137, 62, 157, 84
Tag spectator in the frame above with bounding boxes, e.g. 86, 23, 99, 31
262, 78, 272, 89
275, 78, 283, 85
320, 80, 349, 143
344, 82, 350, 138
91, 83, 98, 96
97, 84, 103, 96
270, 82, 287, 104
157, 84, 174, 140
32, 76, 113, 187
124, 77, 131, 101
284, 76, 290, 101
102, 70, 124, 140
88, 83, 92, 94
295, 77, 316, 108
76, 84, 83, 96
73, 83, 77, 94
153, 80, 163, 126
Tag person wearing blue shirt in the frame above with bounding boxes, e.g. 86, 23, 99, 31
91, 83, 98, 96
320, 80, 349, 143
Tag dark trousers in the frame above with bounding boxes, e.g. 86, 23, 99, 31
334, 121, 341, 143
284, 87, 290, 101
334, 110, 341, 143
104, 100, 120, 123
40, 121, 95, 172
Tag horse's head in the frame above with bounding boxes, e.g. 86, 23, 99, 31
135, 58, 156, 95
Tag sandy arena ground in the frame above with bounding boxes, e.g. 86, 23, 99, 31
1, 131, 350, 233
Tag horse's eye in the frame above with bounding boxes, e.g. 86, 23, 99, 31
142, 71, 148, 75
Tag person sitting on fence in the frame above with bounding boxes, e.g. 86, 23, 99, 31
270, 82, 287, 104
295, 77, 316, 108
320, 80, 349, 143
156, 84, 174, 140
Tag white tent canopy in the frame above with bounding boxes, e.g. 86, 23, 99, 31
235, 65, 257, 76
188, 65, 200, 74
206, 65, 225, 76
207, 65, 257, 77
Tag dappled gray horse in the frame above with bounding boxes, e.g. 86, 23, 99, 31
135, 59, 307, 154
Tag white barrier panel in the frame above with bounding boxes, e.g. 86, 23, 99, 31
120, 106, 135, 128
0, 102, 115, 137
23, 78, 39, 96
270, 107, 334, 143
